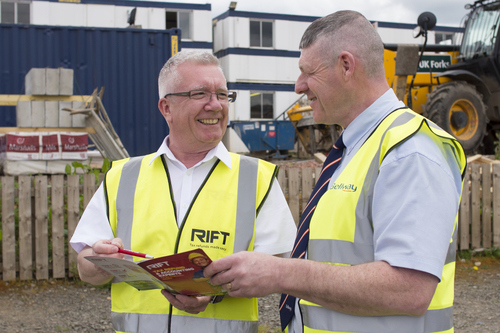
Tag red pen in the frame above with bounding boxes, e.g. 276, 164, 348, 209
118, 248, 154, 259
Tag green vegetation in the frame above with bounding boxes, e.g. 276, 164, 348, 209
457, 247, 500, 260
65, 157, 111, 176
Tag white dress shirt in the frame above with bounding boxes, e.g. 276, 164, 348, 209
70, 138, 296, 257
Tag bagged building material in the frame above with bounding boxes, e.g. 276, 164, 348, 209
41, 133, 61, 160
4, 132, 41, 160
60, 132, 88, 160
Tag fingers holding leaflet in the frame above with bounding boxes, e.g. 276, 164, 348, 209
161, 290, 211, 314
91, 238, 124, 258
204, 251, 281, 298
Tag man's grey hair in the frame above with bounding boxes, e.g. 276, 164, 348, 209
158, 50, 223, 98
299, 10, 385, 78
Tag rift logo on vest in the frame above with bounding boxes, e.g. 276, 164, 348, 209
191, 229, 230, 244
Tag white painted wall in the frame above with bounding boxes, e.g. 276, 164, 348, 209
192, 10, 212, 41
87, 5, 115, 28
29, 1, 211, 43
274, 19, 309, 50
215, 15, 310, 121
214, 16, 310, 51
224, 55, 299, 84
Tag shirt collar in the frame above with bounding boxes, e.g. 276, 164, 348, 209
149, 136, 232, 169
342, 88, 405, 152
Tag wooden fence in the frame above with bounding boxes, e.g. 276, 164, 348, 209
0, 163, 499, 281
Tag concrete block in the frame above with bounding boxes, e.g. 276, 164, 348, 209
59, 68, 74, 96
71, 101, 86, 127
59, 101, 72, 127
45, 68, 60, 96
31, 101, 45, 127
16, 101, 32, 127
45, 101, 59, 127
2, 160, 47, 175
25, 68, 46, 95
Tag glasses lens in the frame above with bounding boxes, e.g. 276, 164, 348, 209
189, 91, 208, 100
216, 92, 229, 101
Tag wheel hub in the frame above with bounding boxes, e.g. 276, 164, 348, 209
449, 99, 478, 140
450, 111, 468, 130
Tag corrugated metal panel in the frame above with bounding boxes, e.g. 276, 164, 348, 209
0, 24, 181, 157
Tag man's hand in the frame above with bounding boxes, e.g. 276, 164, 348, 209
161, 290, 211, 314
203, 251, 281, 298
90, 238, 125, 257
77, 238, 125, 285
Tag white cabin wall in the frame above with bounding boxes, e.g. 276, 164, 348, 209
86, 5, 115, 28
192, 10, 212, 42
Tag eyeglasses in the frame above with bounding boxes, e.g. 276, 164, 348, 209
164, 90, 237, 103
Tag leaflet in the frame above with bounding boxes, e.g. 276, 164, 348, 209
85, 248, 225, 296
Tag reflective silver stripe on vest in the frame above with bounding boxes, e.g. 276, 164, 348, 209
446, 228, 457, 265
114, 155, 259, 254
112, 311, 258, 333
234, 155, 259, 253
305, 111, 455, 332
112, 311, 169, 333
309, 111, 416, 265
172, 313, 258, 332
115, 156, 144, 250
301, 304, 453, 333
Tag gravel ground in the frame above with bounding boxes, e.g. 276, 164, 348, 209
0, 257, 498, 333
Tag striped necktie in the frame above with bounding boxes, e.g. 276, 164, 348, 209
279, 133, 345, 331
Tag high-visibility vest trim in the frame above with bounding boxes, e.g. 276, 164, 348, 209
104, 152, 277, 332
300, 108, 465, 333
112, 312, 259, 333
301, 304, 453, 333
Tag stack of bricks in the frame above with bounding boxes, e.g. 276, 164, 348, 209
16, 68, 86, 128
0, 68, 94, 175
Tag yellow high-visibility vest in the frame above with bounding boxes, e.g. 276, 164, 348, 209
104, 152, 278, 333
300, 108, 466, 333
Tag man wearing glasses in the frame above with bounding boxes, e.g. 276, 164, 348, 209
70, 51, 296, 333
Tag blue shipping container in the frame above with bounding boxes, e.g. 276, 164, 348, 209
0, 24, 180, 157
230, 120, 295, 155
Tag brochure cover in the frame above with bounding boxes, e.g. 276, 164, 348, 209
85, 248, 225, 296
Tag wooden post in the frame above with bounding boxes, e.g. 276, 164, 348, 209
67, 175, 81, 277
470, 164, 481, 249
35, 175, 49, 280
1, 177, 16, 281
18, 176, 33, 280
288, 168, 300, 226
51, 175, 65, 278
482, 164, 492, 248
301, 167, 314, 215
493, 164, 500, 247
83, 174, 96, 210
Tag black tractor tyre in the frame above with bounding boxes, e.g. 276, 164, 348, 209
424, 81, 487, 154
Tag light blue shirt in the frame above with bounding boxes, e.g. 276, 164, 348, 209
336, 88, 462, 278
291, 89, 463, 333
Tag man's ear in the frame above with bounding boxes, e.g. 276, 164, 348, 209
158, 98, 172, 122
338, 51, 355, 80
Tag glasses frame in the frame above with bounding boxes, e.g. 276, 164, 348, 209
164, 90, 237, 103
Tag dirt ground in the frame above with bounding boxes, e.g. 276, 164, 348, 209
0, 256, 498, 333
453, 256, 500, 332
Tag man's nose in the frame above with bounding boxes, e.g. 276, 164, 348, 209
205, 94, 223, 109
295, 74, 307, 94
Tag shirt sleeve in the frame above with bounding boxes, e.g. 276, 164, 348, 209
372, 132, 462, 280
253, 178, 297, 256
69, 184, 115, 253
